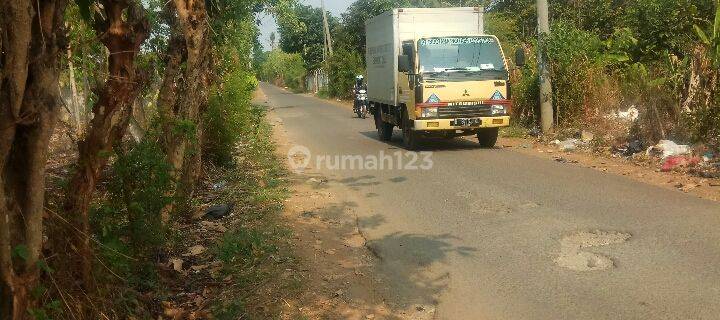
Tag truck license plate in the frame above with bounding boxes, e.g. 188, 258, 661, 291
453, 118, 481, 127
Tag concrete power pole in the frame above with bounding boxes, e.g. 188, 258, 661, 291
537, 0, 554, 133
321, 0, 333, 57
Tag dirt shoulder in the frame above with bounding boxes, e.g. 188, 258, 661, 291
259, 87, 401, 319
494, 137, 720, 202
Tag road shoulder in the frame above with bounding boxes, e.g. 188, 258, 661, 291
261, 87, 402, 319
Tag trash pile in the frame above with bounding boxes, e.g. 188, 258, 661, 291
549, 130, 719, 178
644, 140, 718, 176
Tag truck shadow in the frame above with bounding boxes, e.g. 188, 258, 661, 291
359, 130, 505, 152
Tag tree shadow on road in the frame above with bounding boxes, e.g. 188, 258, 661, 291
357, 214, 386, 229
285, 169, 476, 318
358, 216, 478, 317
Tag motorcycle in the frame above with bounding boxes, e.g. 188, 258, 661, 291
354, 89, 369, 119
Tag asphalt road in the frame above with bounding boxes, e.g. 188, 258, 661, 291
261, 83, 720, 320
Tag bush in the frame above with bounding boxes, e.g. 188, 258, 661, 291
542, 22, 638, 129
687, 99, 720, 149
204, 70, 258, 166
622, 0, 715, 60
91, 138, 172, 291
328, 47, 364, 99
259, 50, 306, 90
511, 45, 540, 126
542, 22, 607, 126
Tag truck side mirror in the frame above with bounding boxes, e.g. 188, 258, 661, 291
398, 55, 410, 73
514, 48, 526, 68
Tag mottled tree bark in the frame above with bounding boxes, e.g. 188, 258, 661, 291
0, 0, 67, 318
67, 44, 84, 136
682, 45, 717, 113
62, 0, 148, 289
157, 0, 213, 220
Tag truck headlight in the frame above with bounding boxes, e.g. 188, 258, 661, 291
421, 107, 438, 118
491, 105, 507, 115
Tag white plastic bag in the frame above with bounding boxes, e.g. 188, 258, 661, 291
655, 140, 690, 159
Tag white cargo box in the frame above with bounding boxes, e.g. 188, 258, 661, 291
365, 7, 484, 106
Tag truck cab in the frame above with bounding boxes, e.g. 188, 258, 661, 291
366, 8, 511, 149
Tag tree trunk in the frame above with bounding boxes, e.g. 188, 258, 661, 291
0, 0, 67, 318
62, 0, 148, 289
682, 46, 704, 113
67, 45, 83, 136
157, 0, 213, 221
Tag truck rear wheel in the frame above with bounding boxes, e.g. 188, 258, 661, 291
375, 110, 393, 141
477, 128, 499, 148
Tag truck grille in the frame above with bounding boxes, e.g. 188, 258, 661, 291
438, 105, 492, 119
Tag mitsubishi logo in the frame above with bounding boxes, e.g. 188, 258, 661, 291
462, 89, 470, 97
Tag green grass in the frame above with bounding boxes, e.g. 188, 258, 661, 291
208, 105, 299, 319
500, 124, 530, 138
316, 89, 330, 99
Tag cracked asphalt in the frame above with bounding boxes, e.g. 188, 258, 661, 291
262, 82, 720, 320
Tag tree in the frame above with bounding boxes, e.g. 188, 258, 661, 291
0, 0, 67, 317
277, 4, 339, 70
155, 0, 214, 219
260, 50, 307, 89
328, 47, 364, 98
336, 0, 400, 56
63, 0, 149, 289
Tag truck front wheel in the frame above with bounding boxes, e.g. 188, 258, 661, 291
375, 110, 393, 141
402, 112, 420, 150
477, 128, 499, 148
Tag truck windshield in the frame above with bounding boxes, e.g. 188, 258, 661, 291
418, 36, 507, 80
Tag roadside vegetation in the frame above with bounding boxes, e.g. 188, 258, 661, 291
2, 0, 719, 318
1, 0, 302, 318
260, 0, 720, 156
204, 104, 297, 318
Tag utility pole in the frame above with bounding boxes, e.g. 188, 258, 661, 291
321, 0, 333, 57
537, 0, 554, 133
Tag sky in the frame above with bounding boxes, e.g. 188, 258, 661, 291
257, 0, 355, 51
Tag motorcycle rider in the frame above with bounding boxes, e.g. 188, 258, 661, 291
354, 75, 365, 93
353, 75, 368, 118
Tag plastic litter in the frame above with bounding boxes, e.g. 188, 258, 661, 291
203, 203, 235, 220
580, 131, 595, 143
528, 126, 542, 137
703, 152, 715, 162
649, 140, 691, 159
617, 106, 639, 121
660, 156, 701, 172
553, 139, 579, 152
613, 140, 644, 157
212, 180, 227, 190
607, 106, 639, 122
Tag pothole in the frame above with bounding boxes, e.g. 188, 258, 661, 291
554, 230, 631, 272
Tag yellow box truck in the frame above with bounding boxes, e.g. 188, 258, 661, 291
365, 7, 512, 149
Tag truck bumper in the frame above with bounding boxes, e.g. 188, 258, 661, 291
413, 116, 510, 131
